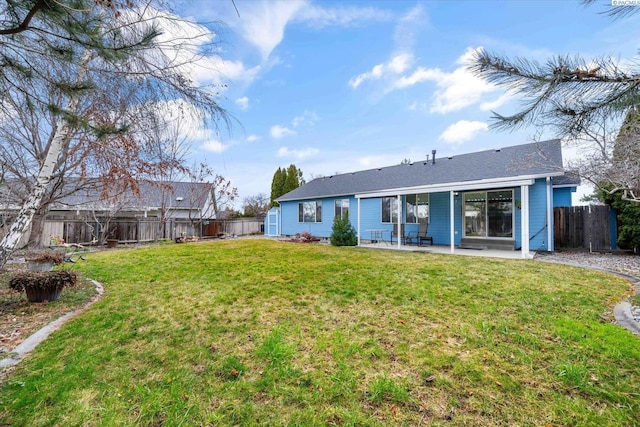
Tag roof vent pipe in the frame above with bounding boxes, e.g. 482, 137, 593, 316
432, 149, 436, 164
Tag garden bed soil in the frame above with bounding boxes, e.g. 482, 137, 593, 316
0, 262, 95, 355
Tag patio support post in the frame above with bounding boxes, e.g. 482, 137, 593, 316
450, 190, 455, 253
546, 177, 553, 252
357, 197, 361, 246
397, 194, 401, 249
521, 185, 530, 258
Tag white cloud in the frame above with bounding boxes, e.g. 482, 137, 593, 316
393, 4, 427, 52
439, 120, 488, 144
278, 146, 319, 159
292, 110, 319, 127
295, 4, 393, 29
188, 56, 262, 87
201, 139, 228, 153
393, 47, 498, 113
480, 91, 514, 111
407, 101, 428, 112
120, 6, 262, 90
235, 96, 249, 111
349, 53, 414, 88
246, 134, 260, 142
348, 4, 425, 91
237, 1, 306, 60
269, 111, 319, 140
270, 125, 296, 139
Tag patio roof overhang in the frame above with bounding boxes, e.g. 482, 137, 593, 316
353, 173, 560, 199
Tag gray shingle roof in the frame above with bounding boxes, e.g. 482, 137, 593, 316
0, 179, 212, 211
52, 181, 212, 211
278, 140, 569, 201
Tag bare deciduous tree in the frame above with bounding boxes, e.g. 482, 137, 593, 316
242, 193, 269, 217
0, 1, 232, 268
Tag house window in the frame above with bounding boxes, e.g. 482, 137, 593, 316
335, 199, 349, 219
381, 197, 398, 223
464, 190, 513, 238
298, 201, 322, 223
406, 194, 429, 224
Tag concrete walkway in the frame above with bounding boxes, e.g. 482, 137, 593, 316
358, 242, 534, 259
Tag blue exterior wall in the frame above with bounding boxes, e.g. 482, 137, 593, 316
279, 180, 575, 251
279, 196, 359, 238
553, 187, 575, 207
528, 178, 550, 251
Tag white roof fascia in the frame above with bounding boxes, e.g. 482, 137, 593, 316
355, 175, 546, 199
278, 192, 355, 202
552, 184, 579, 189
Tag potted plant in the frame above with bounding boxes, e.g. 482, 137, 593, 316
24, 250, 65, 272
9, 270, 78, 303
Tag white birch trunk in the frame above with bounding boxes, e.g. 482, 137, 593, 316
0, 51, 92, 269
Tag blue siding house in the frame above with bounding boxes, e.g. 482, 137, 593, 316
269, 140, 579, 258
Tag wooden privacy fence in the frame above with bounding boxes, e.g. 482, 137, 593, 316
42, 217, 264, 245
203, 219, 264, 237
554, 205, 612, 251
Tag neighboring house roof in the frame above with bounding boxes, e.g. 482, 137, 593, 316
0, 179, 213, 213
52, 180, 213, 212
278, 140, 571, 201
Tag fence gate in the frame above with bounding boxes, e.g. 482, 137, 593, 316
553, 205, 611, 251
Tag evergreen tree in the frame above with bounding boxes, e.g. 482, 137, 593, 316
269, 164, 304, 207
600, 188, 640, 252
282, 164, 302, 195
330, 213, 357, 246
270, 167, 286, 207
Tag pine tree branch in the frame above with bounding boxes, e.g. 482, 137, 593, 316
470, 50, 640, 135
0, 0, 47, 35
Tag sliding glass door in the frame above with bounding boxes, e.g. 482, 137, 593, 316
463, 190, 513, 239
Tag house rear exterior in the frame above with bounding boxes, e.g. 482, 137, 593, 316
268, 140, 579, 258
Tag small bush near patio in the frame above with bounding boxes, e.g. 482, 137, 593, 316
0, 239, 638, 426
330, 213, 357, 246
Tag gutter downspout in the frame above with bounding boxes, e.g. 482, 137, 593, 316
397, 194, 401, 249
450, 191, 455, 253
357, 198, 361, 246
521, 185, 530, 259
546, 177, 553, 252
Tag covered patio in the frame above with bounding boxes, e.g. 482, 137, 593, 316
354, 180, 543, 259
358, 240, 536, 259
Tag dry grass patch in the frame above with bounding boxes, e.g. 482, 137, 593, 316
0, 263, 96, 353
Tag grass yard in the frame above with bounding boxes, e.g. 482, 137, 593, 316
0, 239, 638, 426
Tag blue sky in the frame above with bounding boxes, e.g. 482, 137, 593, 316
173, 0, 640, 208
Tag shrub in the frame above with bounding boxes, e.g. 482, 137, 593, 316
9, 270, 78, 291
600, 188, 640, 251
24, 250, 65, 265
330, 213, 357, 246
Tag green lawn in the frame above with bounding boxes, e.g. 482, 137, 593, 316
1, 239, 638, 426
